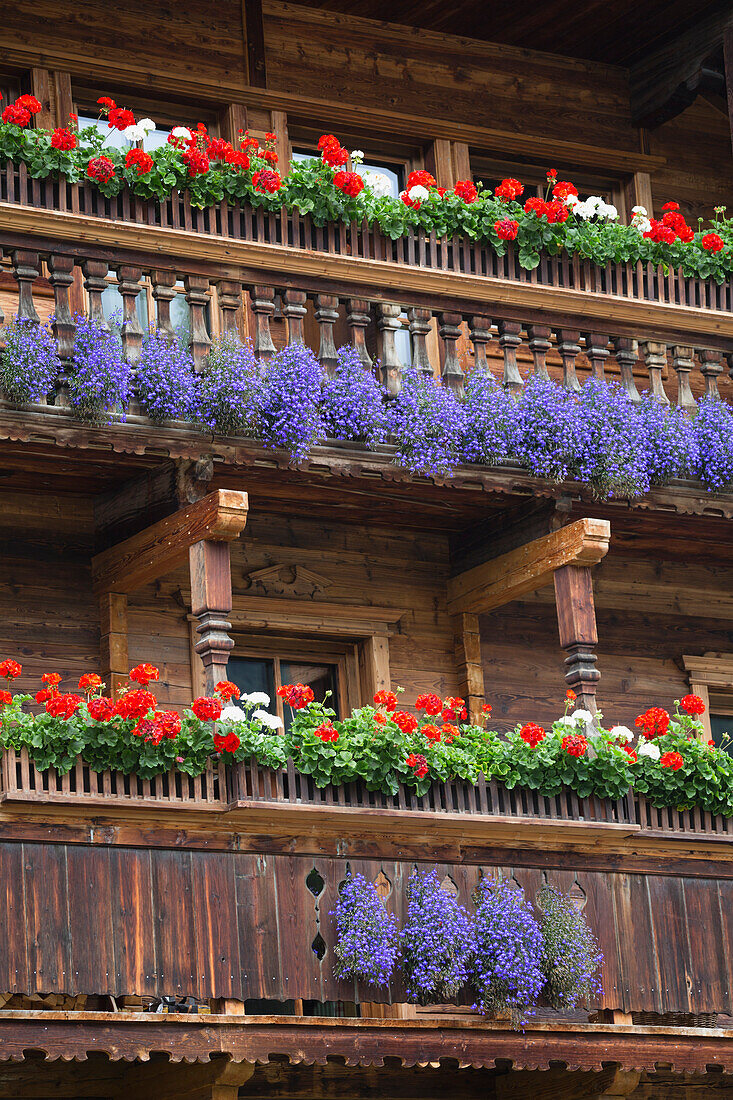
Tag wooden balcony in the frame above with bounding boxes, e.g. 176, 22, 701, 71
0, 164, 731, 417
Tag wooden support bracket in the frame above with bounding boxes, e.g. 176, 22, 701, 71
446, 518, 610, 616
91, 489, 249, 596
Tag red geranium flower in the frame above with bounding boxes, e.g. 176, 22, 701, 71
0, 690, 12, 707
406, 752, 428, 778
620, 743, 638, 763
51, 127, 77, 151
87, 697, 115, 722
392, 710, 419, 735
125, 147, 153, 176
562, 733, 588, 757
482, 703, 492, 714
42, 672, 61, 686
545, 199, 569, 224
215, 680, 240, 702
495, 218, 519, 241
113, 689, 157, 720
566, 689, 577, 701
108, 106, 135, 131
15, 94, 41, 114
635, 707, 670, 739
87, 155, 115, 183
261, 148, 279, 165
252, 168, 281, 193
46, 693, 83, 720
373, 712, 387, 725
321, 142, 348, 167
520, 722, 545, 748
182, 147, 210, 176
524, 196, 547, 217
454, 179, 478, 204
441, 723, 459, 744
442, 697, 467, 721
78, 673, 102, 693
158, 711, 181, 739
35, 688, 56, 704
702, 232, 724, 253
660, 751, 684, 770
206, 137, 231, 160
661, 201, 680, 211
0, 660, 21, 680
97, 96, 116, 109
314, 721, 339, 743
278, 683, 315, 709
374, 690, 398, 712
680, 693, 705, 716
333, 170, 364, 197
225, 148, 250, 170
546, 168, 558, 180
416, 693, 443, 716
494, 177, 524, 201
406, 169, 436, 190
2, 105, 30, 127
129, 663, 159, 687
552, 181, 578, 201
422, 723, 441, 742
191, 696, 222, 722
214, 731, 241, 753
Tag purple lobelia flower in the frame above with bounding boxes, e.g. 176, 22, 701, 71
637, 392, 698, 485
400, 869, 474, 1004
194, 334, 265, 437
692, 396, 733, 491
0, 316, 60, 404
387, 368, 467, 476
512, 376, 584, 481
536, 885, 603, 1011
260, 342, 324, 462
68, 314, 131, 423
461, 370, 517, 465
572, 380, 650, 498
471, 877, 544, 1027
331, 873, 399, 987
321, 345, 388, 445
136, 330, 197, 423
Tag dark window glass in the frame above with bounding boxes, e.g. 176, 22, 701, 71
227, 656, 276, 703
711, 713, 733, 753
280, 660, 339, 733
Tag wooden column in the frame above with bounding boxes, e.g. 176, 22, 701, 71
553, 564, 601, 714
454, 612, 485, 724
190, 540, 235, 695
99, 593, 128, 699
725, 25, 733, 156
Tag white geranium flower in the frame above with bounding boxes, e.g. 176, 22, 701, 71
408, 184, 430, 203
171, 125, 192, 139
638, 740, 661, 761
599, 201, 619, 220
243, 691, 270, 707
610, 725, 634, 743
220, 705, 247, 722
122, 124, 147, 142
365, 171, 393, 199
571, 709, 594, 724
564, 193, 581, 208
556, 716, 575, 728
631, 205, 648, 216
137, 117, 156, 134
254, 709, 283, 730
350, 149, 364, 162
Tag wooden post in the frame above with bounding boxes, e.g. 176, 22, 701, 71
553, 564, 600, 714
725, 25, 733, 156
454, 613, 485, 724
99, 593, 128, 699
190, 540, 235, 695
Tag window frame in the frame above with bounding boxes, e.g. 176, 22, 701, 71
683, 654, 733, 742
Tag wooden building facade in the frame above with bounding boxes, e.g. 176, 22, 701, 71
0, 2, 732, 1097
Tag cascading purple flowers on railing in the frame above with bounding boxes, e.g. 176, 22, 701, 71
400, 868, 475, 1004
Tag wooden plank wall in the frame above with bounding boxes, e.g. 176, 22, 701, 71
0, 840, 730, 1014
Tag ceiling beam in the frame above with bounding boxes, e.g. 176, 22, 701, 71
91, 489, 249, 596
630, 8, 732, 128
446, 517, 610, 616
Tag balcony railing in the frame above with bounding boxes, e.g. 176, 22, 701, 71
0, 167, 731, 413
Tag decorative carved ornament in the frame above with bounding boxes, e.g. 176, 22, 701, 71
243, 563, 332, 598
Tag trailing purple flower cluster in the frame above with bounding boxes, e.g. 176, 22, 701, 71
400, 869, 474, 1004
332, 873, 399, 987
536, 885, 604, 1011
471, 877, 545, 1026
2, 320, 733, 498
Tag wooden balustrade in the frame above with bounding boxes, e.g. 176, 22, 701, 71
0, 169, 731, 410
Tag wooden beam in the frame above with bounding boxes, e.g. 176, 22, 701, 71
446, 518, 610, 616
243, 0, 267, 88
91, 489, 248, 596
115, 1058, 254, 1100
554, 564, 600, 713
495, 1066, 640, 1100
453, 612, 485, 723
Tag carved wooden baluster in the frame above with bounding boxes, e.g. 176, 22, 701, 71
611, 336, 640, 402
527, 324, 551, 380
377, 303, 403, 396
558, 329, 582, 393
190, 540, 235, 695
82, 260, 110, 332
554, 563, 601, 715
671, 345, 696, 413
408, 307, 433, 377
282, 289, 307, 346
699, 348, 724, 398
48, 254, 76, 361
151, 270, 178, 341
314, 293, 339, 377
584, 332, 610, 381
640, 340, 669, 404
469, 315, 492, 375
115, 265, 144, 366
497, 320, 523, 393
218, 280, 242, 337
346, 298, 372, 369
439, 312, 464, 395
10, 249, 40, 323
249, 285, 277, 360
184, 274, 212, 369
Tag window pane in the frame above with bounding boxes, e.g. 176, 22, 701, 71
711, 713, 733, 753
101, 280, 148, 329
168, 294, 191, 342
227, 657, 276, 704
77, 114, 171, 152
280, 661, 339, 732
362, 162, 402, 198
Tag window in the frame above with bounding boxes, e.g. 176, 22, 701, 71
76, 113, 173, 152
227, 654, 340, 732
97, 272, 210, 343
711, 713, 733, 753
683, 654, 733, 750
472, 155, 622, 208
291, 147, 404, 198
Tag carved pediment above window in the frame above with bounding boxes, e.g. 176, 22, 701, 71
243, 563, 332, 599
